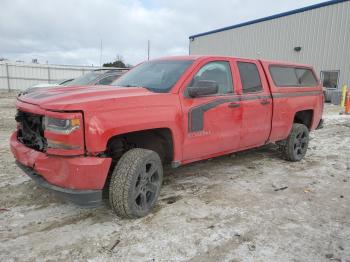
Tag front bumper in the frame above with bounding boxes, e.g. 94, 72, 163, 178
10, 132, 112, 206
16, 161, 103, 207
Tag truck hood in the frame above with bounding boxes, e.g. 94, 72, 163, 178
17, 85, 157, 111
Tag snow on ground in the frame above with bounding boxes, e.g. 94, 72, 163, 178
0, 91, 349, 262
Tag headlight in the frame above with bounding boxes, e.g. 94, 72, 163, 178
44, 116, 80, 134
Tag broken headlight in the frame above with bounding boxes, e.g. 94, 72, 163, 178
44, 116, 80, 134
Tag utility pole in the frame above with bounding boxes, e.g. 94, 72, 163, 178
99, 39, 103, 67
147, 40, 150, 61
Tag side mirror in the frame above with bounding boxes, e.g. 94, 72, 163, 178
187, 80, 218, 98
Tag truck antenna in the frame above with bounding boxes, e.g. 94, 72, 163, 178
99, 39, 103, 67
147, 40, 150, 61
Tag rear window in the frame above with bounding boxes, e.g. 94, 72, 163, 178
269, 66, 318, 87
295, 68, 318, 86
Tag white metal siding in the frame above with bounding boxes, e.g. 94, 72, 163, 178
190, 1, 350, 87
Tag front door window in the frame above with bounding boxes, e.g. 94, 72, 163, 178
188, 61, 234, 95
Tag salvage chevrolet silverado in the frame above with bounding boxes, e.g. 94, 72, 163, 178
10, 56, 324, 218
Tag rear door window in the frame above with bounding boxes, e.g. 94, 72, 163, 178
270, 66, 317, 87
237, 62, 263, 93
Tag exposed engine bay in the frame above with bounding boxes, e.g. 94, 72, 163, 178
15, 110, 47, 152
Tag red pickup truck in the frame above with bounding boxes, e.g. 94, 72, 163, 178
10, 56, 324, 218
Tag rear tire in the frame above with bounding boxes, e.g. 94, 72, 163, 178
109, 148, 163, 218
281, 123, 309, 162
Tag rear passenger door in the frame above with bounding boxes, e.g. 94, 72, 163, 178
235, 59, 272, 148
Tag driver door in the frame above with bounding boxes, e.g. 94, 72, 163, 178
180, 59, 242, 162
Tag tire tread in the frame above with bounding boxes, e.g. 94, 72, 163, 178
281, 123, 309, 162
109, 148, 161, 218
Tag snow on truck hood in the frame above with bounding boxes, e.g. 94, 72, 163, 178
17, 85, 155, 111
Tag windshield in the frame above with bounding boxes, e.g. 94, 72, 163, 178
59, 79, 74, 86
69, 71, 105, 86
112, 60, 194, 93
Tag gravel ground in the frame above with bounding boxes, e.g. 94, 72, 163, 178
0, 91, 349, 262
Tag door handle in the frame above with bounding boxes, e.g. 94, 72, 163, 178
228, 102, 240, 108
260, 99, 270, 105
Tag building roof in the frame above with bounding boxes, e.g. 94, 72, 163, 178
189, 0, 348, 39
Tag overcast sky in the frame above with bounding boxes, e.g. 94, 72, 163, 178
0, 0, 324, 66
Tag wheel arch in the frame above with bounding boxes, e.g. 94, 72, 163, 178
105, 127, 175, 164
293, 109, 314, 129
102, 127, 175, 199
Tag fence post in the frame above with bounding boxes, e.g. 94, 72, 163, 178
5, 63, 10, 91
47, 66, 51, 83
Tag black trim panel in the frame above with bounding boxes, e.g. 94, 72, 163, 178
188, 91, 322, 133
189, 98, 237, 132
272, 91, 322, 98
188, 94, 270, 132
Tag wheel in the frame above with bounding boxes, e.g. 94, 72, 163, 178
109, 148, 163, 218
281, 123, 309, 162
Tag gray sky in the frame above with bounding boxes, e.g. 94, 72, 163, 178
0, 0, 324, 66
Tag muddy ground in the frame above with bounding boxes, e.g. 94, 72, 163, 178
0, 91, 349, 262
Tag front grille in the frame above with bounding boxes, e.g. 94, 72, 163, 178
15, 110, 47, 152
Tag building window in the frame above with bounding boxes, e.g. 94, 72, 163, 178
320, 71, 339, 89
237, 62, 263, 93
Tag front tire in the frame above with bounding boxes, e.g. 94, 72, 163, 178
109, 148, 163, 218
282, 123, 309, 162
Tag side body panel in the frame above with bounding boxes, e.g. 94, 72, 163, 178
260, 60, 324, 142
83, 93, 184, 161
179, 57, 243, 162
178, 57, 274, 164
233, 58, 273, 149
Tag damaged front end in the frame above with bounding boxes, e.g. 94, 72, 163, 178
15, 110, 47, 152
15, 107, 86, 156
11, 105, 112, 207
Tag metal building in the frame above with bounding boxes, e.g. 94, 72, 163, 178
189, 0, 350, 89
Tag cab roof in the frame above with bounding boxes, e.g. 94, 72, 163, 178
152, 55, 313, 68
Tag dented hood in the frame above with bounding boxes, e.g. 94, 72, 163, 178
17, 85, 156, 111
